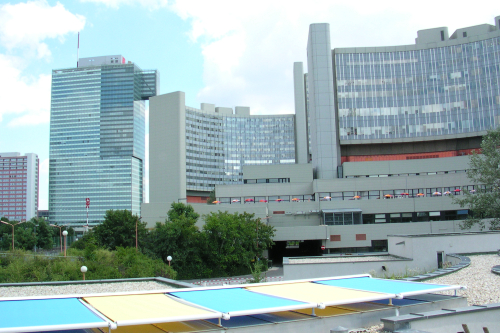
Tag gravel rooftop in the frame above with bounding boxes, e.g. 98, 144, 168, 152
366, 254, 500, 332
0, 281, 173, 298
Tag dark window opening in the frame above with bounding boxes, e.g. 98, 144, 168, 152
371, 240, 388, 252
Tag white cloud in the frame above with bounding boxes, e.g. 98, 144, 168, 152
170, 0, 498, 114
0, 54, 51, 127
0, 1, 85, 127
0, 0, 85, 58
80, 0, 168, 10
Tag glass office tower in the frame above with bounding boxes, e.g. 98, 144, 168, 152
302, 19, 500, 179
336, 37, 500, 140
185, 107, 296, 192
49, 55, 158, 227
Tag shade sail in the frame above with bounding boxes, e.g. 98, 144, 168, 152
169, 287, 313, 316
246, 282, 394, 306
83, 294, 221, 326
315, 276, 460, 297
0, 298, 109, 333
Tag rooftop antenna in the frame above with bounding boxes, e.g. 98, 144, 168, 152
77, 32, 80, 68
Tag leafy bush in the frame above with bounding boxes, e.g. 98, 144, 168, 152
0, 248, 176, 283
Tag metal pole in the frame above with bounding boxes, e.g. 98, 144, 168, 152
11, 224, 14, 251
60, 229, 62, 253
136, 217, 138, 251
64, 234, 67, 257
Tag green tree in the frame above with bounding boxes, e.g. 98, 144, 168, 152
93, 210, 148, 250
146, 217, 204, 279
27, 218, 53, 250
145, 203, 204, 279
207, 190, 216, 204
1, 221, 35, 251
454, 127, 500, 230
248, 260, 266, 283
167, 202, 200, 221
201, 211, 275, 277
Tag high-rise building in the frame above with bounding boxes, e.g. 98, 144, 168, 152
303, 17, 500, 178
0, 152, 39, 222
49, 55, 158, 227
143, 17, 500, 260
145, 92, 296, 209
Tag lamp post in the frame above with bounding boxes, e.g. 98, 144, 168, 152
81, 266, 87, 280
167, 256, 172, 266
50, 224, 67, 254
0, 221, 25, 251
62, 230, 68, 257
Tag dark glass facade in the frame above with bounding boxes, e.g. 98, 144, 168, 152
49, 62, 158, 226
185, 107, 295, 191
336, 37, 500, 140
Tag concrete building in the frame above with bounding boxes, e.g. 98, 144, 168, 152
0, 152, 39, 221
49, 55, 158, 227
143, 17, 500, 261
146, 91, 296, 208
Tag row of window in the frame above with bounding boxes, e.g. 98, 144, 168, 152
217, 186, 481, 203
345, 170, 466, 178
323, 209, 469, 226
319, 186, 477, 200
244, 178, 291, 184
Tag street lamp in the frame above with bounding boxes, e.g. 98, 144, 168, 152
0, 221, 25, 251
50, 224, 67, 254
81, 266, 87, 280
62, 230, 68, 257
167, 256, 172, 266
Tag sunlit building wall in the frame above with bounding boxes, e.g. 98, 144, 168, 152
0, 152, 39, 222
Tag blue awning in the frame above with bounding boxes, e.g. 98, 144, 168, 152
0, 298, 111, 333
169, 287, 314, 316
315, 276, 459, 297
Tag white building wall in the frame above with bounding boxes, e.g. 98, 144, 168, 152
284, 231, 500, 281
148, 92, 187, 205
25, 153, 38, 220
293, 62, 308, 164
307, 23, 340, 179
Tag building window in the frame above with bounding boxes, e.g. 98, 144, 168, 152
356, 234, 367, 241
330, 235, 341, 241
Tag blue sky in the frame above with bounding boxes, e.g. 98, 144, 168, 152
0, 0, 497, 209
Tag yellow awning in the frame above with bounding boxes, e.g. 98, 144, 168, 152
246, 282, 392, 306
83, 294, 219, 326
